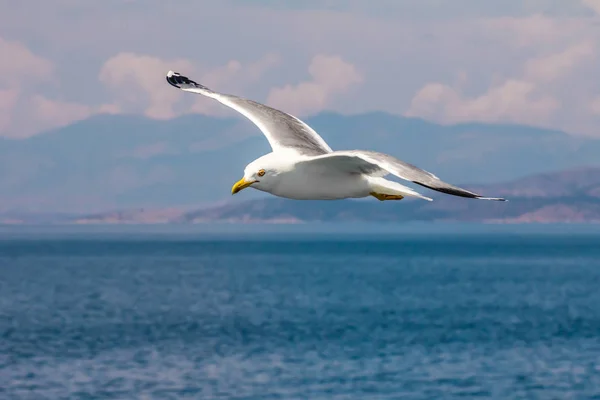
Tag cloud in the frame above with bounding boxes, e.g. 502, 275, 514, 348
189, 54, 281, 116
1, 43, 278, 137
524, 41, 595, 82
2, 2, 600, 138
199, 53, 281, 89
29, 95, 93, 129
406, 41, 595, 129
100, 52, 281, 119
0, 37, 55, 136
99, 52, 194, 119
3, 96, 119, 139
266, 54, 362, 116
0, 37, 120, 138
0, 37, 54, 88
0, 37, 91, 137
406, 79, 559, 126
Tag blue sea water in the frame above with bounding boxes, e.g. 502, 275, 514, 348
1, 228, 600, 399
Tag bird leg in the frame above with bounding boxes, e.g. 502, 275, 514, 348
370, 192, 404, 201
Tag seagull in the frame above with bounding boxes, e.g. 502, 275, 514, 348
166, 71, 506, 203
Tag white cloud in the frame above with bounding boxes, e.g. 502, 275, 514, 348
524, 41, 595, 82
0, 37, 55, 136
199, 53, 281, 89
1, 44, 278, 137
406, 79, 559, 126
99, 52, 194, 119
189, 54, 282, 116
3, 95, 119, 139
30, 95, 93, 128
266, 54, 362, 116
0, 36, 120, 138
0, 37, 54, 88
2, 1, 600, 137
406, 41, 596, 130
0, 37, 88, 137
100, 52, 281, 119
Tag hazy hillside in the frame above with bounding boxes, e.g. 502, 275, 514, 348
1, 112, 599, 212
62, 166, 600, 224
181, 166, 600, 224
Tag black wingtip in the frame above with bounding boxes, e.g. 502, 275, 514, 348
165, 70, 207, 90
166, 70, 182, 88
414, 182, 507, 202
414, 182, 479, 199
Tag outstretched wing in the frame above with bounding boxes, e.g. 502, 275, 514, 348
166, 71, 332, 156
300, 150, 507, 201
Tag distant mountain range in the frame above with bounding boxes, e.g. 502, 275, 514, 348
1, 111, 599, 213
7, 166, 595, 224
174, 166, 600, 224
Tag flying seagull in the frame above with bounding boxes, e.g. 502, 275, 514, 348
166, 71, 506, 202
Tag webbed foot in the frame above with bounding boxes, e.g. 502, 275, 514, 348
370, 192, 404, 201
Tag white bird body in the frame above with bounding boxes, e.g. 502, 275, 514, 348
165, 71, 506, 203
245, 152, 431, 201
258, 168, 372, 200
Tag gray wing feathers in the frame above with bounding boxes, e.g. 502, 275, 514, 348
308, 150, 507, 201
300, 151, 388, 176
166, 71, 331, 156
226, 98, 332, 155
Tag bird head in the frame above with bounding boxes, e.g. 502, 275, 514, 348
231, 154, 285, 195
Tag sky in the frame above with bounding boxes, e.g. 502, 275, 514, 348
2, 0, 600, 138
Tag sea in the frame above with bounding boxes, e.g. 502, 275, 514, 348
1, 224, 600, 399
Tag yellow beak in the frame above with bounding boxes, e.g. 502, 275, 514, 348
231, 177, 256, 194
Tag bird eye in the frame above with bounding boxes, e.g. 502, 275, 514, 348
257, 169, 266, 177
